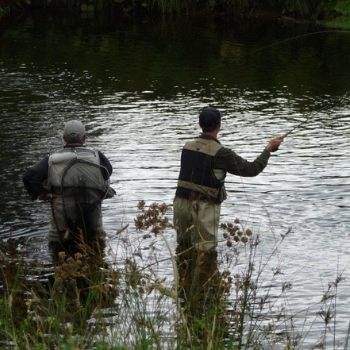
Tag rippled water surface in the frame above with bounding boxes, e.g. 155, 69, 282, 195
0, 14, 350, 347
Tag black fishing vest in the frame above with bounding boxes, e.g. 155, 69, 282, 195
176, 137, 227, 203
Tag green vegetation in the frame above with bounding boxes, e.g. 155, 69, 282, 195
0, 202, 347, 349
0, 0, 23, 19
325, 0, 350, 28
1, 0, 350, 27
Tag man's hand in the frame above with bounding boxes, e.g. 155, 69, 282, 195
266, 136, 284, 152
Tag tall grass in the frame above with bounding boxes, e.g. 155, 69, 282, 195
0, 202, 347, 349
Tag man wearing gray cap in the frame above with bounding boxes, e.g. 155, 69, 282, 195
23, 120, 115, 262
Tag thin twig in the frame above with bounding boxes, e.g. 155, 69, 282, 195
116, 224, 129, 235
344, 321, 350, 350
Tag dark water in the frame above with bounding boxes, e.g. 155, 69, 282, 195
0, 14, 350, 347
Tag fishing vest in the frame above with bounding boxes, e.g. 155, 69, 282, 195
47, 146, 108, 198
176, 137, 227, 203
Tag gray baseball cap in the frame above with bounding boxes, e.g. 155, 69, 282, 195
63, 120, 86, 142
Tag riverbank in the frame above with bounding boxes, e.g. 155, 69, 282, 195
1, 0, 350, 29
0, 203, 347, 349
1, 7, 350, 348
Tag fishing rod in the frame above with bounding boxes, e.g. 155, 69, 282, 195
255, 31, 349, 139
283, 118, 309, 137
281, 92, 349, 138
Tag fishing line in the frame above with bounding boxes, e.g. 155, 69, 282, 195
247, 29, 350, 136
283, 118, 309, 137
282, 114, 313, 138
251, 29, 350, 54
282, 92, 349, 138
224, 91, 349, 276
255, 93, 349, 249
220, 32, 350, 329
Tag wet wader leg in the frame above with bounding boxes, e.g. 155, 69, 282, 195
174, 197, 221, 312
174, 197, 194, 305
189, 200, 220, 315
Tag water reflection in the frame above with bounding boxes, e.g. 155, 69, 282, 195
0, 14, 350, 347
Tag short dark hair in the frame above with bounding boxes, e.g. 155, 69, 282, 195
199, 107, 222, 132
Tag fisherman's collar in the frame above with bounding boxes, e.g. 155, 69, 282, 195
64, 143, 85, 148
199, 133, 221, 144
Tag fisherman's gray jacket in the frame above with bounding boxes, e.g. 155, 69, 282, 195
47, 146, 109, 198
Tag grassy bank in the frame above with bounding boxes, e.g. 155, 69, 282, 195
0, 202, 347, 349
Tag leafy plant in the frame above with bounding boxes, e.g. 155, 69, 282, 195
0, 202, 347, 349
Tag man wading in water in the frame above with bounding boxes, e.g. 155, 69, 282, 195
173, 107, 284, 332
23, 120, 115, 263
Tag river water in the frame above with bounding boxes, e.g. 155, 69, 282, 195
0, 14, 350, 348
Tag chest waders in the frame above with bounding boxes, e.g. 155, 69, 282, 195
47, 147, 109, 242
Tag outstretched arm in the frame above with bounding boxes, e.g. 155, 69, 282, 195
215, 135, 284, 177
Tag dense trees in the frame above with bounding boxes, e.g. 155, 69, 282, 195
0, 0, 349, 27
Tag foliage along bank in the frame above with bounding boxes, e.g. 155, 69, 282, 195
0, 0, 350, 27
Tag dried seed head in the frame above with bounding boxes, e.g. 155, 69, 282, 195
245, 228, 253, 236
233, 225, 240, 232
233, 235, 240, 242
241, 236, 249, 244
234, 218, 240, 224
226, 240, 233, 247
